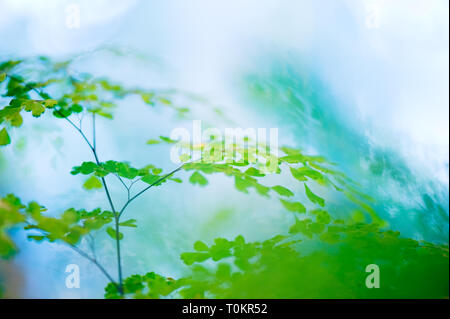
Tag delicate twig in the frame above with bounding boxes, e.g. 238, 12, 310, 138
92, 113, 96, 151
114, 173, 129, 191
118, 164, 185, 218
87, 233, 97, 260
8, 73, 124, 295
25, 222, 116, 286
69, 244, 117, 286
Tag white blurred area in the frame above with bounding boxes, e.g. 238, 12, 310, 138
1, 0, 447, 179
0, 0, 448, 141
0, 0, 138, 53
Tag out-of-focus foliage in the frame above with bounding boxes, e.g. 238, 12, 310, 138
0, 194, 26, 258
0, 193, 114, 251
111, 215, 448, 299
240, 57, 449, 242
0, 56, 191, 147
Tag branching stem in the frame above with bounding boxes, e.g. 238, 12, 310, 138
118, 164, 184, 218
7, 74, 188, 297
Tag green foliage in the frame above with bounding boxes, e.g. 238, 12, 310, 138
25, 206, 114, 245
0, 54, 447, 300
0, 128, 10, 146
0, 193, 114, 251
188, 171, 208, 186
104, 272, 180, 299
279, 199, 306, 214
0, 195, 26, 258
119, 219, 137, 228
71, 161, 156, 180
106, 227, 123, 240
0, 57, 191, 146
304, 184, 325, 207
271, 185, 294, 197
83, 176, 103, 190
114, 213, 449, 299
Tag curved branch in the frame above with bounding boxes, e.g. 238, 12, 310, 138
25, 222, 116, 286
118, 164, 185, 218
69, 244, 117, 286
8, 74, 124, 294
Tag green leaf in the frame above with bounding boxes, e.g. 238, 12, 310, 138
27, 235, 46, 242
0, 105, 23, 127
83, 176, 103, 190
180, 252, 210, 265
117, 162, 139, 179
146, 139, 161, 145
158, 97, 172, 105
289, 219, 313, 237
0, 128, 11, 146
304, 184, 325, 207
106, 227, 123, 240
90, 108, 113, 119
70, 103, 83, 113
280, 154, 306, 163
53, 108, 72, 118
179, 153, 190, 162
279, 199, 306, 213
210, 238, 233, 261
244, 167, 265, 177
169, 177, 182, 183
119, 219, 137, 228
0, 72, 6, 83
319, 232, 341, 244
193, 241, 209, 252
141, 174, 163, 185
44, 99, 58, 108
234, 176, 252, 193
189, 171, 208, 186
311, 209, 331, 224
0, 60, 21, 72
152, 168, 163, 175
272, 185, 294, 197
159, 135, 177, 144
309, 222, 325, 234
296, 167, 324, 181
71, 161, 98, 175
31, 102, 45, 117
289, 167, 308, 181
141, 92, 154, 104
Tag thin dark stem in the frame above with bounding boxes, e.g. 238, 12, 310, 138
115, 173, 129, 191
57, 106, 122, 293
89, 113, 123, 295
113, 216, 123, 294
69, 245, 117, 285
61, 113, 119, 219
87, 233, 97, 260
8, 73, 124, 295
118, 164, 185, 218
26, 222, 116, 287
64, 115, 95, 150
62, 114, 123, 294
58, 103, 123, 295
92, 113, 96, 150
